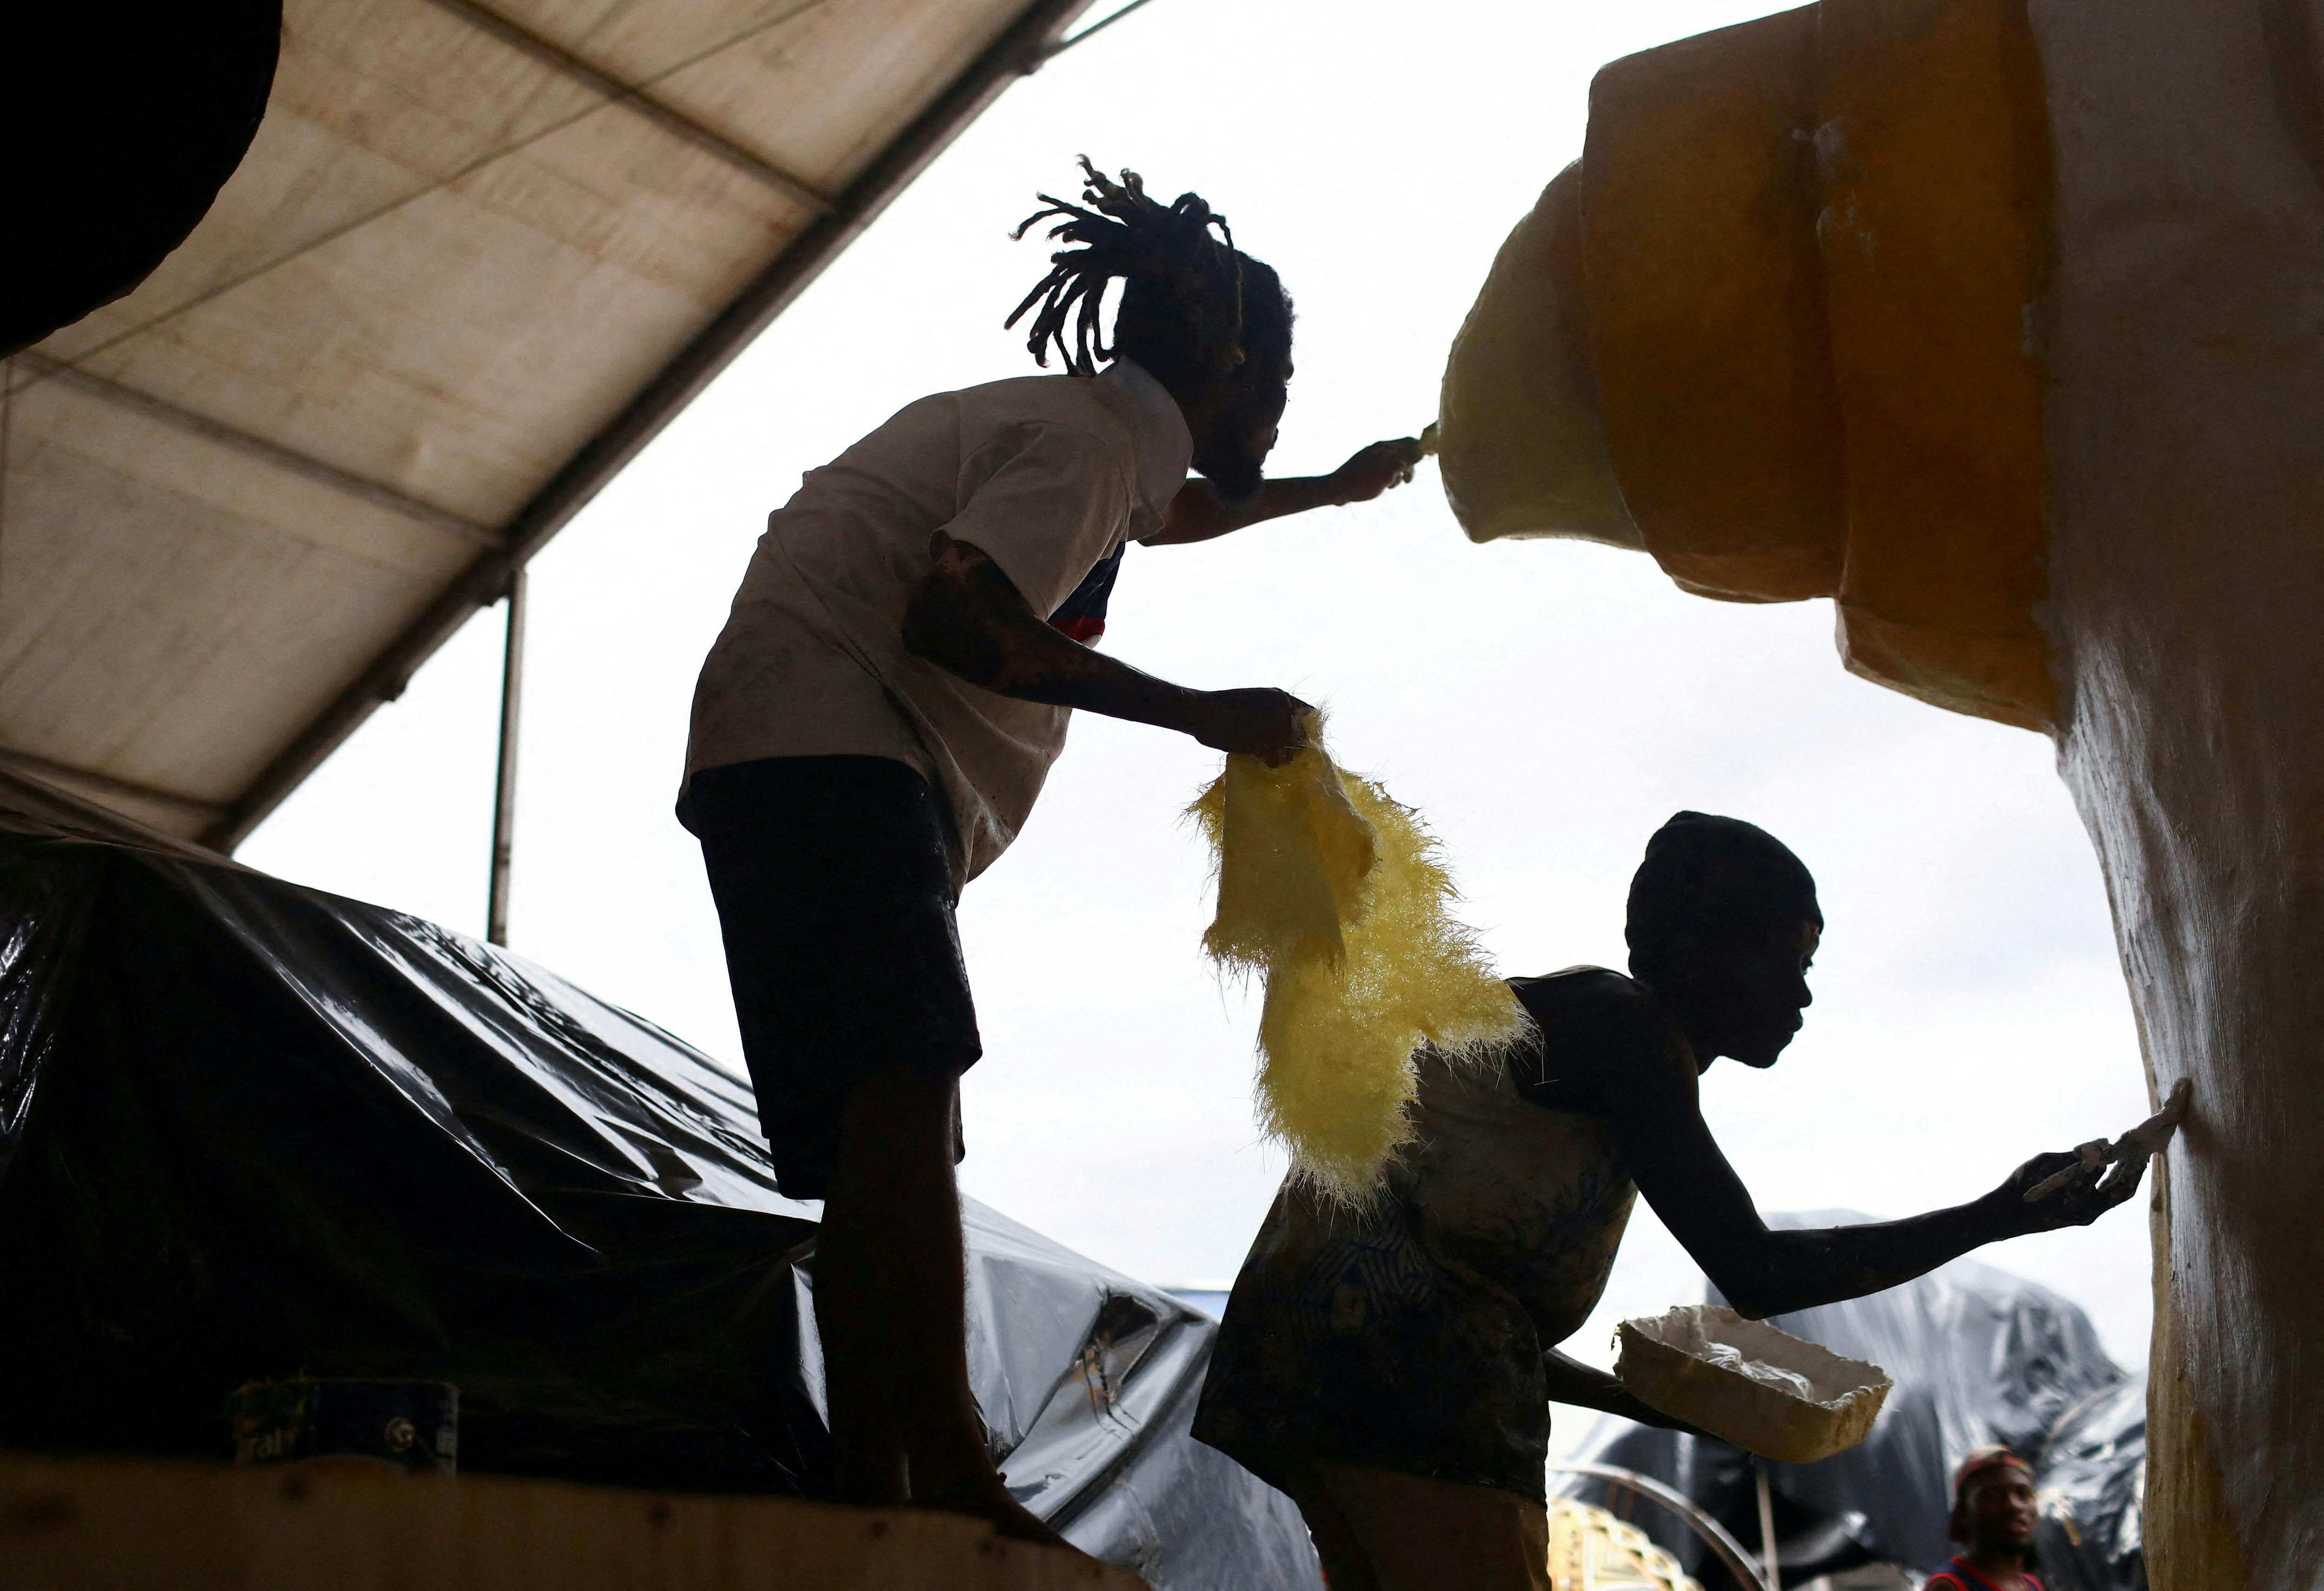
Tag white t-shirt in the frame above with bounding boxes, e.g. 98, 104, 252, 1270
684, 360, 1193, 887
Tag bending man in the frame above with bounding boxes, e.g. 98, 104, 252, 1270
1193, 811, 2146, 1591
678, 159, 1421, 1549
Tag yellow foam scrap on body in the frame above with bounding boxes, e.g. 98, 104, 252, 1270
1192, 731, 1528, 1204
1197, 738, 1375, 970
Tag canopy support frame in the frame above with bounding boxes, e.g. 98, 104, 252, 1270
416, 0, 836, 213
486, 568, 525, 947
13, 353, 498, 550
199, 0, 1097, 854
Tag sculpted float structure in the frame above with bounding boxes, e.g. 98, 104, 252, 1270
1438, 0, 2324, 1581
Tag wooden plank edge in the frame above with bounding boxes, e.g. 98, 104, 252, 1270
0, 1449, 1146, 1590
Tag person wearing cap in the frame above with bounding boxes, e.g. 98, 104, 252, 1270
1192, 812, 2142, 1591
1928, 1448, 2044, 1591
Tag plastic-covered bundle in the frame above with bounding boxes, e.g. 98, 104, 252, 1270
0, 773, 1318, 1591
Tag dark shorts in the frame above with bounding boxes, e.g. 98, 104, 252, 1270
680, 755, 979, 1200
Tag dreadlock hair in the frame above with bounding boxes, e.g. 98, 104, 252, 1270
1006, 157, 1291, 388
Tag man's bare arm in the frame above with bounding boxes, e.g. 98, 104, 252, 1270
1143, 438, 1425, 546
1595, 998, 2145, 1320
902, 531, 1311, 764
1541, 1348, 1705, 1435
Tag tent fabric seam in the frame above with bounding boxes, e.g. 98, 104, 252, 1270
413, 0, 838, 213
199, 0, 1099, 853
13, 354, 497, 550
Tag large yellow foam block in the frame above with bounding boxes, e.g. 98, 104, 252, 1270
1832, 0, 2053, 727
1436, 164, 1642, 552
1582, 7, 1847, 604
1440, 0, 2056, 729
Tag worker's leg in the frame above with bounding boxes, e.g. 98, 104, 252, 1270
810, 1066, 946, 1504
685, 756, 1080, 1551
815, 1063, 1069, 1546
683, 758, 1092, 1553
1313, 1461, 1552, 1591
1273, 1461, 1388, 1591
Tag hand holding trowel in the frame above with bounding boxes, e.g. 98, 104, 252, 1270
2024, 1078, 2193, 1205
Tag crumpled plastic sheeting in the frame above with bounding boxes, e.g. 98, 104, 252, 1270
0, 784, 1321, 1591
1190, 731, 1527, 1203
2031, 1372, 2148, 1591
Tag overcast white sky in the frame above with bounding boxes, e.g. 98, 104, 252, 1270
240, 0, 2158, 1396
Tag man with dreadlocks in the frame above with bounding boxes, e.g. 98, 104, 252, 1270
677, 159, 1422, 1551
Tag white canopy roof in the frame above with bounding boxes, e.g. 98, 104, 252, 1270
1, 0, 1094, 847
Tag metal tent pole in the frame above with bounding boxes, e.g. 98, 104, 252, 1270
486, 568, 526, 946
1756, 1464, 1782, 1590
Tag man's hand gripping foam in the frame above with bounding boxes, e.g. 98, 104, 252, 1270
1191, 717, 1529, 1202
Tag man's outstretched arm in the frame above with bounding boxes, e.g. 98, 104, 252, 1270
1599, 1008, 2146, 1320
1142, 437, 1426, 546
1541, 1348, 1708, 1436
903, 530, 1311, 765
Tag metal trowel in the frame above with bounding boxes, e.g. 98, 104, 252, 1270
2025, 1077, 2192, 1202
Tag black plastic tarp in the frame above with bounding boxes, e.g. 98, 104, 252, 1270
0, 780, 1319, 1591
1559, 1211, 2139, 1587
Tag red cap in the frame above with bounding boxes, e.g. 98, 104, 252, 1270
1952, 1445, 2032, 1505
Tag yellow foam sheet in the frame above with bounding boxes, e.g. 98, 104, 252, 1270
1191, 729, 1527, 1203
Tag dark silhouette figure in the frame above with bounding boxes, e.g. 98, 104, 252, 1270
4, 0, 281, 356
